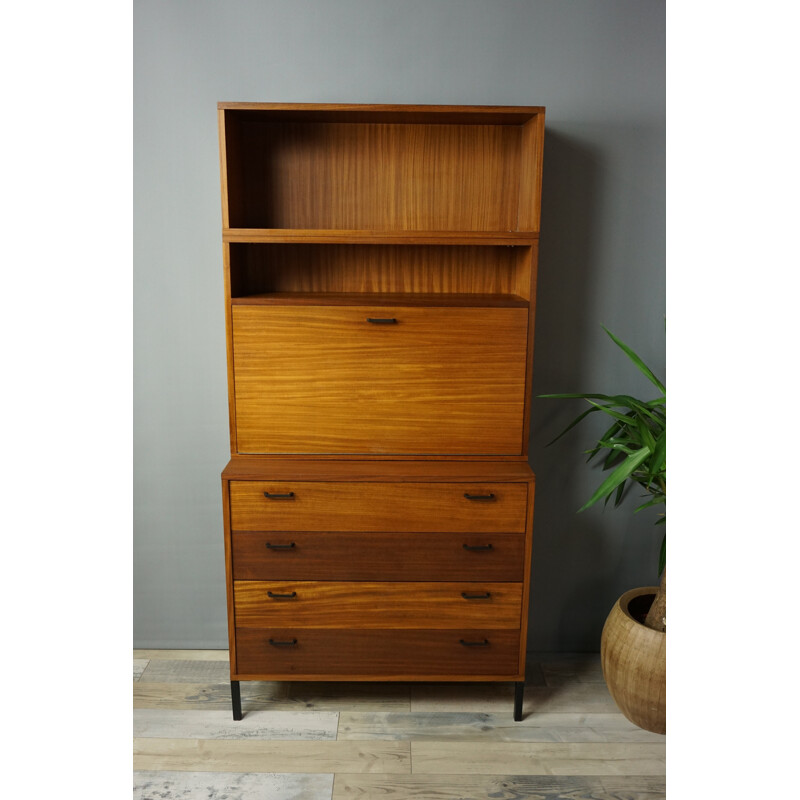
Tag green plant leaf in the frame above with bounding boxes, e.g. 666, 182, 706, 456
649, 432, 666, 475
603, 327, 666, 394
544, 406, 600, 446
658, 534, 666, 575
578, 446, 652, 512
635, 417, 656, 452
634, 495, 665, 513
539, 326, 665, 577
585, 400, 644, 426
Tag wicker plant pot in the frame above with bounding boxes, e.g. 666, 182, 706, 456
600, 586, 666, 734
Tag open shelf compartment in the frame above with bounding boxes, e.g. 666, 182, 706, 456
228, 242, 536, 305
220, 104, 544, 234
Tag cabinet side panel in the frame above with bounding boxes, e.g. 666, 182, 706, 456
518, 476, 536, 674
222, 243, 238, 453
220, 110, 245, 228
221, 475, 237, 675
519, 241, 539, 456
517, 114, 545, 232
218, 109, 230, 228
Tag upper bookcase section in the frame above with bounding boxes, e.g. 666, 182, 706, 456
218, 103, 545, 242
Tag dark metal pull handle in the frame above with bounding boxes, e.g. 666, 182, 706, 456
463, 544, 493, 551
366, 317, 398, 324
461, 592, 492, 600
263, 491, 295, 500
464, 492, 495, 501
265, 542, 296, 550
268, 638, 298, 647
460, 638, 490, 647
267, 591, 297, 599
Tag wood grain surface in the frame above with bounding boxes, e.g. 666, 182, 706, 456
231, 531, 525, 581
132, 650, 665, 799
222, 458, 536, 481
232, 581, 523, 629
135, 770, 332, 800
133, 738, 410, 774
331, 774, 666, 799
229, 243, 532, 299
231, 304, 528, 455
228, 480, 528, 532
226, 120, 524, 231
234, 628, 521, 678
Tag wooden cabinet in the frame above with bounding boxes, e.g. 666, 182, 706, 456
218, 103, 544, 720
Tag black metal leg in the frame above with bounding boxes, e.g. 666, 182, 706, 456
231, 680, 243, 721
513, 681, 524, 721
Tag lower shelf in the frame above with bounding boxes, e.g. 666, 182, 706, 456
234, 628, 521, 679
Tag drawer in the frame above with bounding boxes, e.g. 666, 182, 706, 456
232, 532, 525, 581
235, 628, 521, 677
229, 481, 528, 533
231, 304, 528, 455
233, 581, 523, 629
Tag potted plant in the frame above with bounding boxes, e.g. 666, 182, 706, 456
541, 327, 666, 734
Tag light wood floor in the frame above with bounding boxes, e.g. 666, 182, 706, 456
133, 650, 665, 799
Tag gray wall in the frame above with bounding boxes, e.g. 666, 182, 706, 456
134, 0, 665, 650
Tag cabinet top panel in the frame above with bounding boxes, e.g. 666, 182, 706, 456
217, 102, 544, 125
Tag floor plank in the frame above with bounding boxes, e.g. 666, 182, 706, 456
409, 681, 618, 714
133, 680, 409, 712
134, 708, 339, 740
538, 655, 607, 686
410, 741, 666, 776
332, 773, 666, 799
131, 650, 665, 797
134, 649, 230, 661
337, 711, 665, 742
134, 738, 410, 774
133, 770, 333, 800
133, 681, 289, 710
408, 681, 522, 713
285, 681, 412, 712
139, 659, 231, 684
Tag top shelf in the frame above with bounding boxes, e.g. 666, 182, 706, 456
222, 229, 539, 245
217, 102, 544, 125
219, 104, 545, 235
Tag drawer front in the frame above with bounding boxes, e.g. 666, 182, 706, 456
232, 532, 525, 581
235, 628, 521, 677
233, 581, 523, 629
229, 481, 528, 533
231, 305, 528, 455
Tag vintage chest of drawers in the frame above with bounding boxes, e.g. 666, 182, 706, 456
217, 102, 544, 719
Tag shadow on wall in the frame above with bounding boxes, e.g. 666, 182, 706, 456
527, 128, 632, 652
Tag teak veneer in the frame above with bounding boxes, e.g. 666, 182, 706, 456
218, 102, 544, 721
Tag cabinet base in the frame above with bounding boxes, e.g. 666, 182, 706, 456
229, 678, 526, 721
514, 680, 525, 721
231, 680, 243, 721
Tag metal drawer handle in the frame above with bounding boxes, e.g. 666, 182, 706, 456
463, 544, 493, 551
460, 638, 490, 647
263, 492, 295, 500
366, 317, 398, 324
265, 542, 296, 550
267, 591, 297, 599
461, 592, 492, 600
464, 492, 495, 501
268, 638, 298, 647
